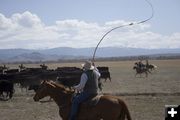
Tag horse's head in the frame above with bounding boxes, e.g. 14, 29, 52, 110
33, 80, 74, 102
33, 80, 53, 101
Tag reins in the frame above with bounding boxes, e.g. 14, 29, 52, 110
92, 0, 154, 63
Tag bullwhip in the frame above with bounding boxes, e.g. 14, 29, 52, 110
92, 0, 154, 62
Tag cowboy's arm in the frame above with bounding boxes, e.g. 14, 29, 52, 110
94, 67, 101, 78
73, 73, 87, 92
92, 62, 101, 78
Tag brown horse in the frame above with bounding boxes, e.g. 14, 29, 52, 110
33, 81, 132, 120
133, 66, 149, 77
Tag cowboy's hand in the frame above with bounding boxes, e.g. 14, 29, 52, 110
72, 86, 76, 90
72, 86, 79, 93
70, 86, 75, 91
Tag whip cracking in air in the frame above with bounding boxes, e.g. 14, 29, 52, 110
92, 0, 154, 62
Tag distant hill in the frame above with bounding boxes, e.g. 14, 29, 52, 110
0, 47, 180, 63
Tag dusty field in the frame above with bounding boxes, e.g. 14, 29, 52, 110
0, 59, 180, 120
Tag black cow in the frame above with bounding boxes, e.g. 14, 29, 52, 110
97, 67, 111, 82
4, 69, 19, 74
56, 67, 81, 71
56, 66, 105, 91
99, 71, 111, 82
0, 69, 4, 74
28, 84, 40, 92
0, 80, 14, 99
97, 67, 109, 72
56, 76, 80, 88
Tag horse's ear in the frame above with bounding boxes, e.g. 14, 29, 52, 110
41, 80, 44, 84
41, 80, 48, 84
41, 80, 47, 84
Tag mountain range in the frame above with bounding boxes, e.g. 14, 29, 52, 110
0, 47, 180, 63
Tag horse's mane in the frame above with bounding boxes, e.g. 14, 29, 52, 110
50, 81, 65, 88
48, 81, 74, 93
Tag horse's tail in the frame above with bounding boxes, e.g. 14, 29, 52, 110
118, 99, 132, 120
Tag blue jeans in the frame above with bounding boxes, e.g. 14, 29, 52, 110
69, 92, 91, 120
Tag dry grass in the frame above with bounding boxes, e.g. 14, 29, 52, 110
0, 59, 180, 120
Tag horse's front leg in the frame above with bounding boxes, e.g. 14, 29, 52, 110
104, 78, 107, 82
6, 92, 8, 98
145, 72, 148, 77
148, 69, 152, 74
109, 77, 112, 82
0, 91, 3, 97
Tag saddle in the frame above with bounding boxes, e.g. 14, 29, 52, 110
82, 94, 102, 107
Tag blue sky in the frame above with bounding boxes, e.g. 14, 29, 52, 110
0, 0, 180, 49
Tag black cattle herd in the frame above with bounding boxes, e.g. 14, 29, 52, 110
0, 64, 111, 100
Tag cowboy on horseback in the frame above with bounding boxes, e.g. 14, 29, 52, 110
138, 60, 144, 71
69, 60, 101, 120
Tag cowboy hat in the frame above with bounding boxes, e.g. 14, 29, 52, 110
81, 60, 94, 70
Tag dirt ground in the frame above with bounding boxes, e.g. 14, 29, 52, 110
0, 59, 180, 120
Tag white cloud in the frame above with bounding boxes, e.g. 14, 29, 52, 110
0, 11, 180, 49
0, 13, 14, 30
11, 11, 43, 28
